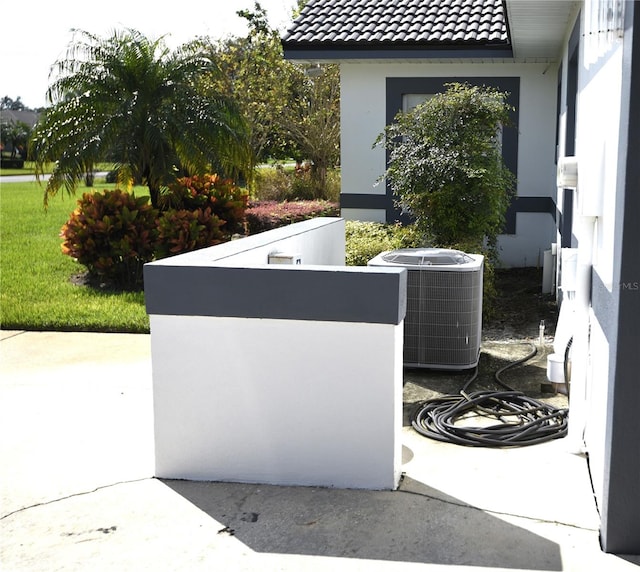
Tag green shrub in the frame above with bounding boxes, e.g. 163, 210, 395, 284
289, 167, 317, 201
253, 165, 293, 201
60, 189, 158, 288
290, 166, 341, 203
345, 221, 423, 266
246, 200, 339, 234
376, 82, 515, 265
155, 207, 225, 259
163, 174, 248, 237
253, 165, 341, 203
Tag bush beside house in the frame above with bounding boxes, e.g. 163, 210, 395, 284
377, 83, 515, 264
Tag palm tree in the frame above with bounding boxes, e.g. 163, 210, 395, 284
30, 28, 250, 209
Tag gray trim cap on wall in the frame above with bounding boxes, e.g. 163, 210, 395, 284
144, 264, 407, 326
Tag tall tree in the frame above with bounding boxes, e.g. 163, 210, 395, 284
30, 28, 250, 208
1, 96, 26, 110
282, 63, 341, 197
211, 3, 298, 172
212, 2, 340, 198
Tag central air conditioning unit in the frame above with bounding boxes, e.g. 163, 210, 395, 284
369, 248, 484, 370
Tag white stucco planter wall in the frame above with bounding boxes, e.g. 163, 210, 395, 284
149, 314, 403, 489
144, 217, 407, 490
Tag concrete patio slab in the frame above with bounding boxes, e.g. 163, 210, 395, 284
1, 330, 639, 571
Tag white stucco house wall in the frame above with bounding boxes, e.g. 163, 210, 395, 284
283, 0, 640, 555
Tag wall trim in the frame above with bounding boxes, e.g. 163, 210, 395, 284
341, 193, 393, 211
503, 196, 556, 234
145, 265, 407, 325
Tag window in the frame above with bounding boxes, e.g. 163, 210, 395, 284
402, 93, 435, 113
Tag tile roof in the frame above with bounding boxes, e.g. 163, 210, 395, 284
0, 109, 40, 128
282, 0, 509, 49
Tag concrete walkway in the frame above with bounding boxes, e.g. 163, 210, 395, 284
0, 171, 110, 185
1, 330, 638, 571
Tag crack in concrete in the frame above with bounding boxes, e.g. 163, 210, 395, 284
0, 477, 153, 521
1, 475, 598, 534
397, 485, 599, 532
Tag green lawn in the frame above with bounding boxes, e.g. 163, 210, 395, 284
0, 180, 150, 333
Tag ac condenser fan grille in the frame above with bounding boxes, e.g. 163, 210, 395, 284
404, 268, 482, 368
369, 248, 483, 370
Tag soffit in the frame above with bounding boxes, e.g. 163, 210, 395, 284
505, 0, 578, 61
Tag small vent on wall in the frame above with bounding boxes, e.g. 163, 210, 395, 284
268, 252, 302, 265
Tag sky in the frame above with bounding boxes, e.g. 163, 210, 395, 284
0, 0, 298, 110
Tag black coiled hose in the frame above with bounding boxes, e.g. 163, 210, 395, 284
411, 344, 569, 447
